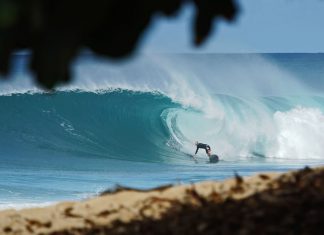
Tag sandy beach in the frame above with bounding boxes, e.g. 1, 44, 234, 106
1, 166, 323, 234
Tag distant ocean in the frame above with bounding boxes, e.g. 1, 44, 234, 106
1, 53, 324, 210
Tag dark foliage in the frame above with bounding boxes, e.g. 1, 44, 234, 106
0, 0, 238, 88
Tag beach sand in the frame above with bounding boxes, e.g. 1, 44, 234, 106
1, 166, 323, 234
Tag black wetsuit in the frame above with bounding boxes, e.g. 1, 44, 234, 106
195, 143, 211, 155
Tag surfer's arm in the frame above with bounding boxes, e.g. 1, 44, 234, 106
195, 147, 199, 155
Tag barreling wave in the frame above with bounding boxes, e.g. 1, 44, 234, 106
1, 88, 324, 164
2, 53, 324, 210
0, 90, 188, 164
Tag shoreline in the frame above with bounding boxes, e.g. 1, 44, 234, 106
1, 165, 323, 234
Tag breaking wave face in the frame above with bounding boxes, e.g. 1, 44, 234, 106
1, 53, 324, 163
2, 90, 324, 164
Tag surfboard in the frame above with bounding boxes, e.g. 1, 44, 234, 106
209, 154, 219, 163
185, 153, 198, 163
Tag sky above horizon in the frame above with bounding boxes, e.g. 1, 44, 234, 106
140, 0, 324, 53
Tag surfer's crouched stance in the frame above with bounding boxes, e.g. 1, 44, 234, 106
195, 141, 211, 156
194, 141, 219, 163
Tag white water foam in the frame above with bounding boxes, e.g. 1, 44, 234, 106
269, 107, 324, 159
0, 201, 58, 211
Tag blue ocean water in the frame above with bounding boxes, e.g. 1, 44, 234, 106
1, 53, 324, 210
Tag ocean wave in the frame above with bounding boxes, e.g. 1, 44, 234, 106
1, 89, 324, 163
0, 90, 185, 163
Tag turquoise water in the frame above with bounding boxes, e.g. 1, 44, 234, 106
1, 53, 324, 209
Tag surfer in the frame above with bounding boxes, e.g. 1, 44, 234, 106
194, 141, 219, 163
194, 141, 211, 156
